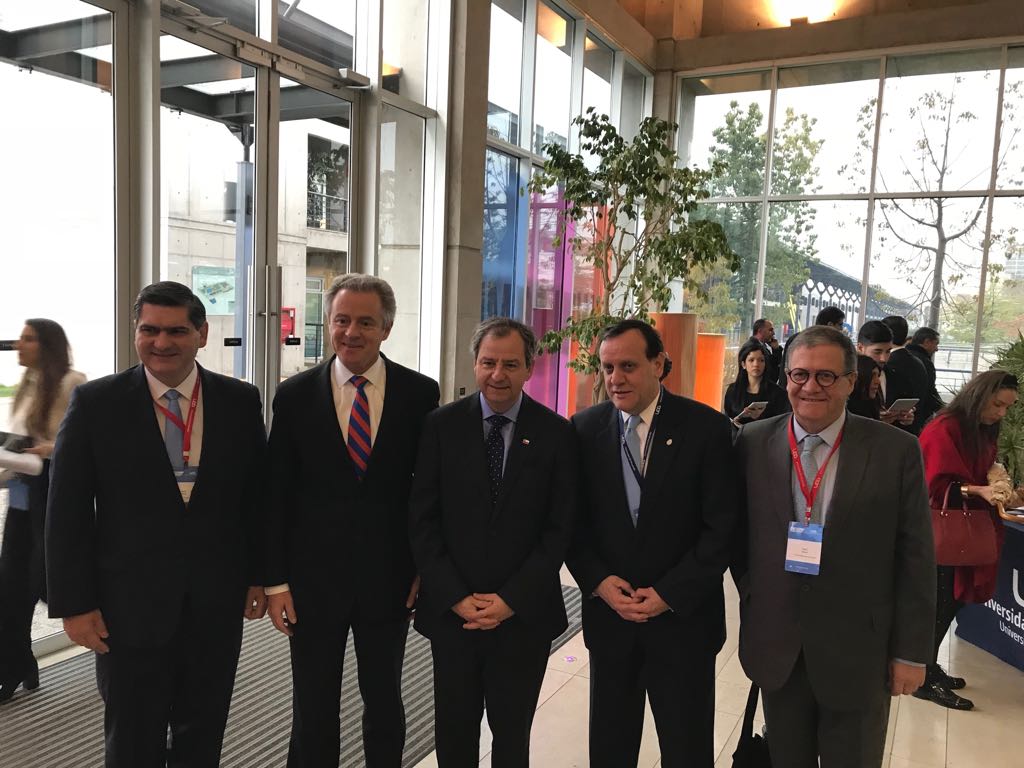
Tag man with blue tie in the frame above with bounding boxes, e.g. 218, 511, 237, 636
410, 317, 577, 767
265, 274, 439, 767
568, 319, 738, 767
46, 281, 268, 767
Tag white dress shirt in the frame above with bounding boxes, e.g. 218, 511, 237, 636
790, 410, 846, 525
332, 355, 387, 446
144, 364, 204, 501
618, 389, 662, 476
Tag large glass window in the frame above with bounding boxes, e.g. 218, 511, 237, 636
0, 0, 115, 645
482, 150, 523, 318
488, 0, 525, 144
981, 197, 1024, 363
278, 0, 356, 70
276, 78, 353, 380
160, 41, 257, 382
533, 1, 574, 154
620, 61, 649, 142
382, 0, 428, 101
378, 104, 425, 369
582, 35, 613, 119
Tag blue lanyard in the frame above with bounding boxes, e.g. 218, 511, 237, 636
619, 388, 664, 486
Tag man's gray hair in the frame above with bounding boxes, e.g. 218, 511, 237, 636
323, 273, 397, 329
471, 317, 538, 369
786, 325, 857, 375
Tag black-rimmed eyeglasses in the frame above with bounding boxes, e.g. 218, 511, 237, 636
785, 368, 853, 387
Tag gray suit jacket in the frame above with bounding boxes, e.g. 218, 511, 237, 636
734, 413, 936, 711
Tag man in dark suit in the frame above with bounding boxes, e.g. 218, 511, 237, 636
46, 281, 268, 768
410, 317, 576, 768
881, 315, 932, 435
906, 326, 944, 424
752, 318, 784, 384
735, 325, 935, 767
569, 319, 738, 768
266, 274, 439, 768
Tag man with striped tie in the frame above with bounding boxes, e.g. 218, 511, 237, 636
266, 274, 440, 767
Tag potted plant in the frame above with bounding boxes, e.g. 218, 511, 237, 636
528, 108, 739, 404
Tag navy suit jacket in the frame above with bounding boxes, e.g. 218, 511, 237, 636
46, 364, 267, 648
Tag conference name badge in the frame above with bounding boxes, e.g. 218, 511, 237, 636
174, 465, 199, 503
785, 522, 823, 575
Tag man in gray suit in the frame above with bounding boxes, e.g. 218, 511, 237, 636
735, 325, 936, 768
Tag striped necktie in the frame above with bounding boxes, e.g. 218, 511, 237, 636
347, 375, 372, 479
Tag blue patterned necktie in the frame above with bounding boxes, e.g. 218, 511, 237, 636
486, 414, 510, 505
348, 375, 372, 480
164, 389, 184, 470
800, 434, 824, 524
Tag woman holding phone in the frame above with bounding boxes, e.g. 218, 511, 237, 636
0, 319, 85, 703
724, 338, 790, 428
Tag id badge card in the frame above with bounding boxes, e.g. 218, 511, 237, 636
173, 466, 199, 503
785, 522, 823, 575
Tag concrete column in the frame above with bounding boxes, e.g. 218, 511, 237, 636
438, 0, 490, 402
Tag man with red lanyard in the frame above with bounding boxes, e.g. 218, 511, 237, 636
734, 325, 935, 768
46, 281, 268, 767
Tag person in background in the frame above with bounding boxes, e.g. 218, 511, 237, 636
881, 316, 931, 436
0, 320, 85, 703
847, 354, 883, 420
751, 318, 784, 384
917, 370, 1019, 711
724, 339, 790, 428
906, 327, 945, 426
778, 306, 846, 387
857, 320, 914, 428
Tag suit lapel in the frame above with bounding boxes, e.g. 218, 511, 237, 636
368, 356, 399, 474
189, 366, 219, 506
318, 357, 357, 476
636, 394, 680, 537
597, 403, 638, 537
764, 416, 796, 528
129, 366, 186, 508
493, 394, 534, 518
460, 395, 492, 511
824, 415, 870, 532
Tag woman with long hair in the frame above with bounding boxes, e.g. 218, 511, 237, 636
723, 338, 790, 428
916, 369, 1019, 711
0, 319, 85, 702
847, 354, 883, 419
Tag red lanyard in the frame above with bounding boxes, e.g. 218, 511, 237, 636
155, 374, 201, 464
787, 417, 844, 524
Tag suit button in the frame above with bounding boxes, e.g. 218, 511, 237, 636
801, 584, 811, 593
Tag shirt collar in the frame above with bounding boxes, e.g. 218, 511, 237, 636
620, 387, 662, 427
480, 391, 524, 423
792, 409, 846, 448
144, 364, 198, 402
333, 354, 385, 389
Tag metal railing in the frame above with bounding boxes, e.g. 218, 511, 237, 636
306, 191, 348, 232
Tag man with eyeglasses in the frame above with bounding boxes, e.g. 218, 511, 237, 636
733, 325, 935, 768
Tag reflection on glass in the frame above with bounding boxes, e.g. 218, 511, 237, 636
872, 196, 988, 390
277, 77, 352, 380
278, 0, 356, 69
0, 1, 114, 643
997, 48, 1024, 189
620, 62, 649, 142
182, 0, 257, 35
488, 0, 524, 144
978, 197, 1024, 364
160, 41, 256, 381
382, 0, 428, 101
482, 150, 522, 318
524, 181, 571, 413
773, 61, 879, 195
766, 201, 866, 341
533, 1, 574, 154
582, 36, 613, 118
378, 104, 425, 369
878, 50, 1001, 194
678, 72, 772, 197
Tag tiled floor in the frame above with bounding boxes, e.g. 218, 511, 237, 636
413, 567, 1024, 768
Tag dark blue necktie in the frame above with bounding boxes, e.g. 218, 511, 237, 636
485, 414, 510, 505
164, 389, 184, 470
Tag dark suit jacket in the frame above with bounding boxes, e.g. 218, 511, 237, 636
266, 355, 439, 627
567, 392, 738, 657
45, 365, 267, 648
734, 413, 936, 711
884, 347, 931, 435
409, 393, 576, 642
906, 343, 944, 426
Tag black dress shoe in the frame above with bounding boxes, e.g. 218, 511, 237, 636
936, 665, 966, 690
913, 680, 974, 710
0, 658, 40, 704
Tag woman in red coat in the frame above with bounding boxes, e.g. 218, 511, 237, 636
917, 370, 1019, 711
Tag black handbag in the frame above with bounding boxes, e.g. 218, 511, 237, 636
732, 682, 772, 767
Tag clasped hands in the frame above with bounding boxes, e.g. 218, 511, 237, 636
452, 593, 514, 630
595, 575, 669, 622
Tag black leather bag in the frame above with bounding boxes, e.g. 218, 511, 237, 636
732, 682, 772, 767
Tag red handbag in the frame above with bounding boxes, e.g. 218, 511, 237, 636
932, 484, 999, 566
